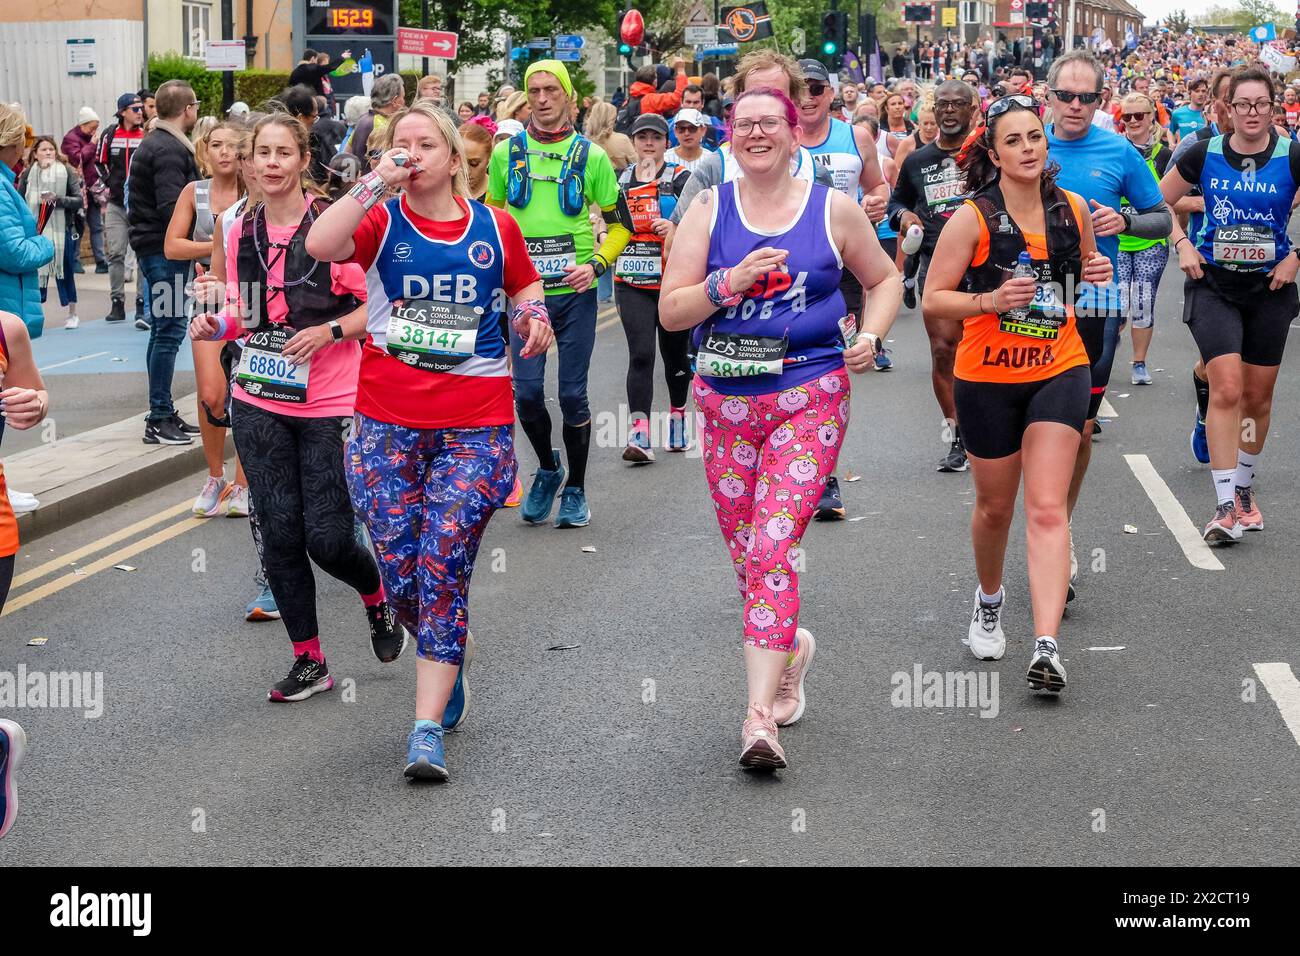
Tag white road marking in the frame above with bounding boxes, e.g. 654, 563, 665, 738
1253, 663, 1300, 747
1098, 397, 1118, 418
1086, 646, 1126, 651
1123, 454, 1224, 571
38, 351, 110, 372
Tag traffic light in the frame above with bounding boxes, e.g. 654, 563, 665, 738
820, 10, 848, 68
618, 40, 633, 56
1026, 2, 1050, 18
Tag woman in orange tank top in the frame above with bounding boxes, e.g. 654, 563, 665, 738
0, 310, 49, 613
923, 97, 1113, 696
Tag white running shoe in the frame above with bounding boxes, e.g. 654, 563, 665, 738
64, 315, 79, 330
192, 475, 229, 517
1026, 637, 1067, 693
966, 588, 1006, 660
225, 483, 250, 517
7, 491, 38, 514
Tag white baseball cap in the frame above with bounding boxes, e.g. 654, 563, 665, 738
228, 101, 250, 117
672, 108, 708, 128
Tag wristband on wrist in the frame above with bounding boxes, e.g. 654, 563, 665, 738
706, 268, 744, 308
348, 171, 388, 210
512, 298, 550, 328
214, 314, 228, 339
1174, 236, 1189, 251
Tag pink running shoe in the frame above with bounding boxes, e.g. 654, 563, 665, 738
773, 629, 816, 727
504, 474, 523, 508
740, 704, 787, 770
1203, 501, 1243, 546
1234, 486, 1263, 532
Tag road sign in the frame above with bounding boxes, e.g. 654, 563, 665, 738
698, 44, 739, 58
686, 26, 717, 45
396, 27, 458, 59
791, 26, 806, 56
941, 7, 957, 27
555, 34, 584, 50
686, 1, 713, 27
528, 37, 552, 49
1010, 0, 1023, 8
555, 49, 582, 61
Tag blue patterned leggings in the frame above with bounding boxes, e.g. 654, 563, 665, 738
346, 414, 516, 663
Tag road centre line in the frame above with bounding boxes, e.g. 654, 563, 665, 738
1253, 663, 1300, 747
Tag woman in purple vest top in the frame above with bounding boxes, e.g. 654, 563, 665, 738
662, 87, 902, 771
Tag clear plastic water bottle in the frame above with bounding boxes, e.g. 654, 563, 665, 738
1002, 252, 1035, 324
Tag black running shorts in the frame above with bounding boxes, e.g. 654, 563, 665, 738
953, 365, 1091, 460
1183, 265, 1298, 368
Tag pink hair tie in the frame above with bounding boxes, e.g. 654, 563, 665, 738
465, 114, 498, 137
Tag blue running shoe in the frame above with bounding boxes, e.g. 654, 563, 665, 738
0, 719, 27, 839
873, 347, 893, 371
521, 448, 565, 524
404, 722, 449, 782
442, 633, 475, 731
1131, 361, 1152, 385
1190, 415, 1209, 464
665, 409, 689, 452
245, 583, 280, 622
555, 487, 590, 528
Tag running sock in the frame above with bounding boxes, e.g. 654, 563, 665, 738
978, 587, 1002, 606
1036, 635, 1059, 651
293, 637, 324, 664
1193, 369, 1210, 420
563, 422, 590, 489
1211, 469, 1236, 507
359, 586, 385, 608
1234, 450, 1258, 490
631, 416, 649, 439
414, 718, 441, 734
519, 411, 555, 470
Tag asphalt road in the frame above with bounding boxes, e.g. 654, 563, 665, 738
2, 255, 1299, 866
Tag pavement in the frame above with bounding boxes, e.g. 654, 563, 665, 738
2, 256, 1299, 866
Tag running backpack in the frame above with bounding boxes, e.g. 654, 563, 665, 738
506, 132, 591, 217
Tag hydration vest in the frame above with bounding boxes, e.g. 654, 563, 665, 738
235, 197, 359, 332
617, 162, 681, 227
506, 131, 591, 217
1119, 141, 1167, 253
961, 183, 1083, 297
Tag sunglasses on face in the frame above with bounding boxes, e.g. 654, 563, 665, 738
127, 105, 143, 112
1051, 89, 1102, 105
807, 82, 829, 97
985, 94, 1036, 119
1121, 111, 1149, 122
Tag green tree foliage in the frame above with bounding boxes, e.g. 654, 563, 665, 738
1164, 9, 1190, 33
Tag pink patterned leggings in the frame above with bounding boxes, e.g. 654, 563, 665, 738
694, 369, 850, 653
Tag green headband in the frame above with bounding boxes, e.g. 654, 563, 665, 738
524, 60, 573, 98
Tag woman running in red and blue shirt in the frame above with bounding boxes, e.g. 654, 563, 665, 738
308, 102, 550, 782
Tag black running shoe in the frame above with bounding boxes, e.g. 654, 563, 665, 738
143, 417, 193, 445
170, 412, 201, 435
815, 476, 846, 521
104, 298, 126, 322
937, 437, 968, 473
367, 602, 408, 663
268, 653, 334, 702
903, 282, 917, 310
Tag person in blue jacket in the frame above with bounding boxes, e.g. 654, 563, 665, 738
0, 104, 55, 340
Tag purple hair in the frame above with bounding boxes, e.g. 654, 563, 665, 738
728, 86, 799, 136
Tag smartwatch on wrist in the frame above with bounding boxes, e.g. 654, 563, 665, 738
590, 257, 607, 278
329, 320, 343, 342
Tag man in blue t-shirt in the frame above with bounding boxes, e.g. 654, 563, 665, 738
1045, 51, 1172, 604
1170, 77, 1209, 143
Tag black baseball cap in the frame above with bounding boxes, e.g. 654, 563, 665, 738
798, 59, 831, 84
628, 113, 669, 137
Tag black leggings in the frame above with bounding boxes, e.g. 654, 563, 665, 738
615, 283, 691, 417
231, 400, 380, 645
0, 554, 13, 616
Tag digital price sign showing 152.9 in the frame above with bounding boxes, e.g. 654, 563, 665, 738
305, 1, 393, 36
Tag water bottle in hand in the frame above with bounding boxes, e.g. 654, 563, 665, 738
1002, 252, 1034, 324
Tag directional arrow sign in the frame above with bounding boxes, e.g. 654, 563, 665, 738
397, 27, 459, 60
555, 49, 582, 61
555, 34, 585, 50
